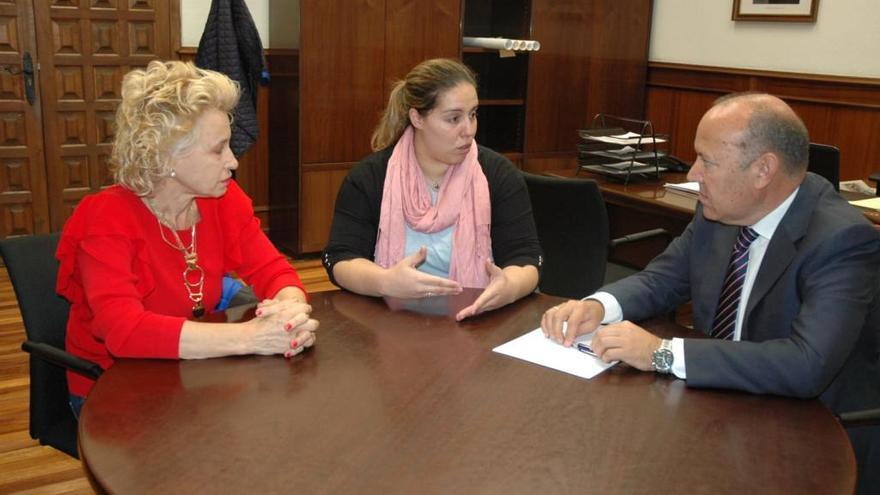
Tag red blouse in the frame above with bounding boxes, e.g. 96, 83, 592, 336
57, 181, 304, 396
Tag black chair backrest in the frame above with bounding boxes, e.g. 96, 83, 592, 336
808, 143, 840, 192
522, 173, 610, 299
0, 233, 69, 347
0, 233, 78, 457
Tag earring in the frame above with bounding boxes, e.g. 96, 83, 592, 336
169, 169, 177, 178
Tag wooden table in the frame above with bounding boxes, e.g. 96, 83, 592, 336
79, 290, 856, 494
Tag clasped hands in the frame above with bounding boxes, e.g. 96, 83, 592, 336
541, 299, 661, 371
383, 246, 515, 321
250, 298, 318, 358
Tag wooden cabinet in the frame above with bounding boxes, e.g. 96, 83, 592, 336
269, 0, 461, 254
270, 0, 652, 254
523, 0, 653, 172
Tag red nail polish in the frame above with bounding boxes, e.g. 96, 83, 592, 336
291, 340, 298, 349
284, 323, 291, 331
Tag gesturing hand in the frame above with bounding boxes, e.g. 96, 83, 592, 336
455, 260, 511, 321
381, 246, 462, 298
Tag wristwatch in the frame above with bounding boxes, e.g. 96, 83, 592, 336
652, 339, 674, 374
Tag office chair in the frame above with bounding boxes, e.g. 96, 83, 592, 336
523, 173, 609, 298
522, 173, 668, 299
807, 143, 840, 192
869, 172, 880, 197
0, 233, 102, 459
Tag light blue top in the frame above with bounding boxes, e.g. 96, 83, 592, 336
404, 188, 454, 278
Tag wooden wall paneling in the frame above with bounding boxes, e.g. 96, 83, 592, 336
643, 86, 676, 145
384, 0, 461, 97
525, 0, 652, 159
299, 165, 351, 253
525, 0, 592, 156
267, 50, 299, 255
644, 89, 718, 164
647, 64, 750, 95
299, 0, 386, 165
236, 84, 270, 227
645, 63, 880, 181
822, 106, 880, 180
0, 0, 48, 237
581, 1, 652, 121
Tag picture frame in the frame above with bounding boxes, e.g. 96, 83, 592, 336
732, 0, 819, 22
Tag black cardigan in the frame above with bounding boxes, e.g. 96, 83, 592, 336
322, 145, 542, 286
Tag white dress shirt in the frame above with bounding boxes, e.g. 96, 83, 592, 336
588, 187, 799, 378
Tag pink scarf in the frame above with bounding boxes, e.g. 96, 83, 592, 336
374, 127, 492, 288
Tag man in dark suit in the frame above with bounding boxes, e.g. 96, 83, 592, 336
542, 92, 879, 493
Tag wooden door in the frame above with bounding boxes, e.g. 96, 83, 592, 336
34, 0, 173, 230
0, 0, 48, 237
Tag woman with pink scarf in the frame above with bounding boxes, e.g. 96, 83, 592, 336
322, 59, 542, 321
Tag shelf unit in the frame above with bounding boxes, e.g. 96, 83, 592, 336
462, 0, 532, 160
577, 114, 669, 184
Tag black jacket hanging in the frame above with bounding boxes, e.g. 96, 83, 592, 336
195, 0, 267, 157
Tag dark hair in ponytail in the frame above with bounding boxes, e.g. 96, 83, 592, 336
370, 58, 477, 151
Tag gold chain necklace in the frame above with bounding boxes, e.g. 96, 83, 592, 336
145, 199, 205, 318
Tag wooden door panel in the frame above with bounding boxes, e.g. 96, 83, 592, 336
384, 0, 461, 96
300, 0, 386, 165
35, 0, 171, 230
526, 0, 652, 156
300, 167, 350, 253
0, 0, 48, 237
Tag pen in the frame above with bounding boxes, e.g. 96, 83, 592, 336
576, 342, 598, 358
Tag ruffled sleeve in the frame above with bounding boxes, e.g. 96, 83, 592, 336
57, 187, 155, 304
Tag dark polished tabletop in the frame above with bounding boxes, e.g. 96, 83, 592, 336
79, 290, 855, 494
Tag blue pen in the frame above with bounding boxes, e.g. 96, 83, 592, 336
576, 342, 598, 357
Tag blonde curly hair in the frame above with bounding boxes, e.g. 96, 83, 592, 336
111, 60, 240, 196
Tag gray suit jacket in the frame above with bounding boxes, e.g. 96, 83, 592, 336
604, 173, 880, 414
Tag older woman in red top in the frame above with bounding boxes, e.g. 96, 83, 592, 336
57, 61, 317, 414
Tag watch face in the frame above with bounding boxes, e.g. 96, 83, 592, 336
653, 349, 673, 371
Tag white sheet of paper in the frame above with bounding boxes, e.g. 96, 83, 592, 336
493, 327, 617, 380
849, 197, 880, 211
663, 181, 700, 194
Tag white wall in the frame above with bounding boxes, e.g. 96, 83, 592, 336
650, 0, 880, 78
181, 0, 271, 48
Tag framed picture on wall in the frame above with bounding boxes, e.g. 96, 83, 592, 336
732, 0, 819, 22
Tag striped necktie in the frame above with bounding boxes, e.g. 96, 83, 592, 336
711, 226, 759, 340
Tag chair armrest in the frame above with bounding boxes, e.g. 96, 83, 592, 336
610, 228, 670, 248
22, 340, 103, 381
837, 408, 880, 428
